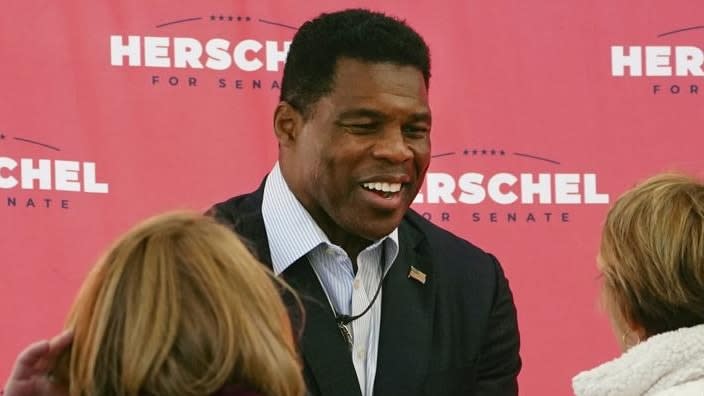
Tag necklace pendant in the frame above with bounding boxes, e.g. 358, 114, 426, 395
338, 323, 353, 351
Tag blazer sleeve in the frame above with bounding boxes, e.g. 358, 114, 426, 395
474, 254, 521, 396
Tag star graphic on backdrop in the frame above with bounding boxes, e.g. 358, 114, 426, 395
500, 150, 505, 155
0, 133, 5, 140
481, 149, 487, 155
210, 15, 216, 20
463, 149, 469, 155
228, 16, 233, 21
219, 15, 225, 20
472, 149, 478, 155
246, 16, 251, 21
490, 149, 496, 155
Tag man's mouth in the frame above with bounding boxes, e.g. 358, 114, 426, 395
361, 182, 402, 199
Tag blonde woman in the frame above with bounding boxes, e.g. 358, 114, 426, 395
4, 212, 305, 396
573, 173, 704, 395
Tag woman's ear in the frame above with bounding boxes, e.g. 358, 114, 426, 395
273, 102, 302, 147
617, 305, 647, 348
625, 316, 647, 342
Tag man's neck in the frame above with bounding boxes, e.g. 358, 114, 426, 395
316, 218, 372, 262
279, 160, 374, 261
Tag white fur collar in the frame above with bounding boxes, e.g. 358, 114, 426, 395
572, 324, 704, 396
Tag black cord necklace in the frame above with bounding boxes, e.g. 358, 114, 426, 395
335, 267, 385, 351
325, 244, 387, 351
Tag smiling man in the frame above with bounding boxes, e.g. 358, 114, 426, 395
276, 58, 430, 259
4, 8, 521, 396
210, 9, 521, 396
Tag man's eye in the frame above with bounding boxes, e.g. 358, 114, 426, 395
402, 125, 430, 137
342, 123, 379, 133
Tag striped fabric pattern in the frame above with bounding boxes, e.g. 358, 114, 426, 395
262, 162, 398, 396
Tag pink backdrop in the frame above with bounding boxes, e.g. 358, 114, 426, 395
2, 1, 703, 394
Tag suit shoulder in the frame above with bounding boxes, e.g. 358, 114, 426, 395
208, 182, 265, 223
210, 191, 257, 215
404, 209, 494, 263
403, 210, 509, 304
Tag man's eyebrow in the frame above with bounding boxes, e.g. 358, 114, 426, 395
336, 108, 388, 120
408, 112, 432, 123
336, 109, 432, 123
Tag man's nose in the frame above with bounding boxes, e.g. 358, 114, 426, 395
371, 128, 413, 163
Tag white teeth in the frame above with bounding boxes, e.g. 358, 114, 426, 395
363, 182, 402, 193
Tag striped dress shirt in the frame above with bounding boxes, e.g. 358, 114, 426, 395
262, 162, 398, 396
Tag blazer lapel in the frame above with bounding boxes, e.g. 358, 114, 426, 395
220, 181, 430, 396
225, 183, 361, 396
283, 257, 363, 396
374, 219, 436, 395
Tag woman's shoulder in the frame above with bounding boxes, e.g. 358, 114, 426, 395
653, 378, 704, 396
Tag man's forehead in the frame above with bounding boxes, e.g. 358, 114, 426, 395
333, 56, 422, 70
331, 58, 426, 86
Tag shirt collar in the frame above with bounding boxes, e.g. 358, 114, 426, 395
261, 162, 398, 275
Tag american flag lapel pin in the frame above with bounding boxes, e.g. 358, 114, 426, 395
408, 266, 427, 284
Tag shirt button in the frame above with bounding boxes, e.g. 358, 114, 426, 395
356, 349, 365, 360
353, 279, 361, 289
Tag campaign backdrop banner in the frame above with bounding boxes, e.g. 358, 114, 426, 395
2, 1, 702, 394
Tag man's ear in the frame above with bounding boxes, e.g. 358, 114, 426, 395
274, 101, 303, 147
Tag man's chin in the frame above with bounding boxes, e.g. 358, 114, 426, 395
355, 215, 404, 240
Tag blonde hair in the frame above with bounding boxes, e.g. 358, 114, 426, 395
600, 173, 704, 337
54, 211, 305, 396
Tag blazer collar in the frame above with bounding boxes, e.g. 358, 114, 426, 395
229, 181, 436, 396
283, 256, 363, 396
374, 218, 436, 395
283, 219, 435, 396
229, 180, 361, 396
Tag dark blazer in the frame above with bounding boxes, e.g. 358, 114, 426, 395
210, 181, 521, 396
